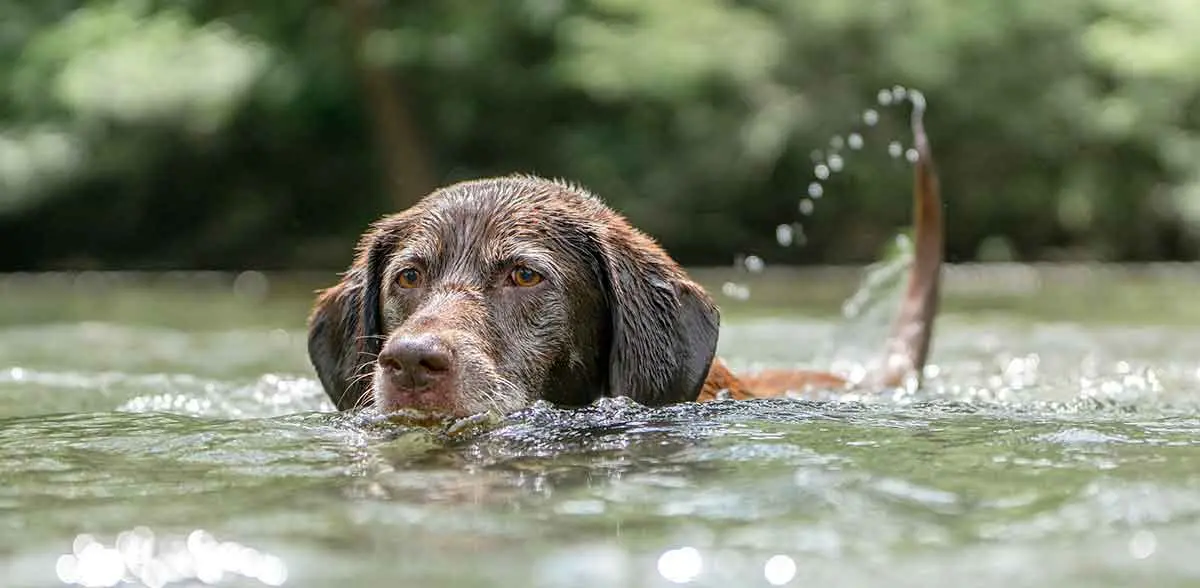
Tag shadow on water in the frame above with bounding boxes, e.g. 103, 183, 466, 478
3, 266, 1200, 587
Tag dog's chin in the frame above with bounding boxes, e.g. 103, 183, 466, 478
370, 371, 530, 419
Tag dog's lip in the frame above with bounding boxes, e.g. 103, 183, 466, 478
374, 374, 466, 415
374, 406, 457, 427
365, 407, 503, 439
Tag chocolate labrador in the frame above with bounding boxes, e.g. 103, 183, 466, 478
307, 108, 942, 417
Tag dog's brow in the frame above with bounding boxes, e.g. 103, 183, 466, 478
474, 231, 554, 266
389, 228, 444, 267
389, 248, 428, 272
496, 247, 561, 275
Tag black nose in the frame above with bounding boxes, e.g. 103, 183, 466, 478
378, 334, 453, 389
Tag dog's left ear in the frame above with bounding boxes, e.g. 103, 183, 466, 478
307, 218, 405, 411
592, 220, 721, 405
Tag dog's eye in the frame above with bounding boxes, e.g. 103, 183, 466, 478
510, 266, 544, 287
396, 267, 423, 289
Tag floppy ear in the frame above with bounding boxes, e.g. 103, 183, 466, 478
306, 219, 405, 411
593, 221, 721, 405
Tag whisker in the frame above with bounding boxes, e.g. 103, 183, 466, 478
333, 361, 380, 410
466, 374, 502, 414
353, 388, 375, 411
489, 376, 525, 415
346, 369, 376, 389
352, 377, 377, 411
480, 386, 502, 414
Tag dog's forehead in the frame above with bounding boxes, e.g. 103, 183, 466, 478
437, 176, 595, 213
398, 176, 604, 270
419, 176, 600, 236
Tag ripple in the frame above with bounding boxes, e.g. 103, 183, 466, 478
4, 300, 1200, 587
0, 369, 331, 419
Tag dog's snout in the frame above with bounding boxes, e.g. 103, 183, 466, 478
378, 334, 453, 388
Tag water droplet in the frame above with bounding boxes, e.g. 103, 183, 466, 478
799, 199, 815, 215
829, 135, 845, 150
73, 534, 99, 556
764, 554, 797, 586
257, 555, 288, 586
828, 153, 844, 172
1129, 530, 1156, 559
877, 89, 893, 106
792, 223, 808, 246
743, 255, 765, 273
775, 224, 794, 246
909, 89, 926, 110
848, 133, 864, 150
888, 141, 903, 158
905, 148, 919, 163
232, 270, 269, 302
56, 555, 80, 584
863, 109, 879, 126
807, 182, 823, 198
892, 85, 908, 102
657, 546, 704, 584
809, 149, 825, 163
814, 164, 830, 180
721, 282, 751, 301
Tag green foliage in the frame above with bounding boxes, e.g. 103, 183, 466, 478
1, 0, 1199, 269
2, 1, 272, 214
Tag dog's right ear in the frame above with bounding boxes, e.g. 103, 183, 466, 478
307, 218, 406, 411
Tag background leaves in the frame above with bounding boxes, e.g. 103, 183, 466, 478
1, 0, 1199, 270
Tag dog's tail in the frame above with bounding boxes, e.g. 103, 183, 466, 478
870, 93, 944, 389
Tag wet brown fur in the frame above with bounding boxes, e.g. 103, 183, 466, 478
307, 104, 942, 415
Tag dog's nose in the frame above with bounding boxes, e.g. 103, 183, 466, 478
378, 334, 453, 389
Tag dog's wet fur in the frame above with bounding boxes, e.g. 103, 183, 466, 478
308, 106, 942, 417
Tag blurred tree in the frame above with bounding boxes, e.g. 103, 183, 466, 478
337, 0, 435, 209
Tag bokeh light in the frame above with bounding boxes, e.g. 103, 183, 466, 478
55, 527, 287, 587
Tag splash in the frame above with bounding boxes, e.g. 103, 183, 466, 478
722, 85, 931, 304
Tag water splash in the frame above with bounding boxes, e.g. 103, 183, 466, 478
720, 85, 930, 305
841, 234, 914, 322
775, 223, 805, 247
800, 85, 926, 230
722, 254, 765, 301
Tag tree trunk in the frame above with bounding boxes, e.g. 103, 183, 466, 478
337, 0, 436, 210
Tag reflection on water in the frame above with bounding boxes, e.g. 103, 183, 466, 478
56, 528, 287, 588
2, 268, 1200, 587
657, 546, 703, 583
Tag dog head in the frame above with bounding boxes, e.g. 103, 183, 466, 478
306, 175, 720, 417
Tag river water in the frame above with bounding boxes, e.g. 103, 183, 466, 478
2, 266, 1199, 588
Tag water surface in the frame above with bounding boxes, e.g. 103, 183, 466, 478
2, 267, 1199, 588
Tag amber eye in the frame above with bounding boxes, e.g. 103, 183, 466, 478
396, 267, 423, 289
510, 266, 543, 287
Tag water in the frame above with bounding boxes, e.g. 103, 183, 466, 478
3, 267, 1200, 588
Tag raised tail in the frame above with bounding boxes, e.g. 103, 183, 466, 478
870, 92, 944, 389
